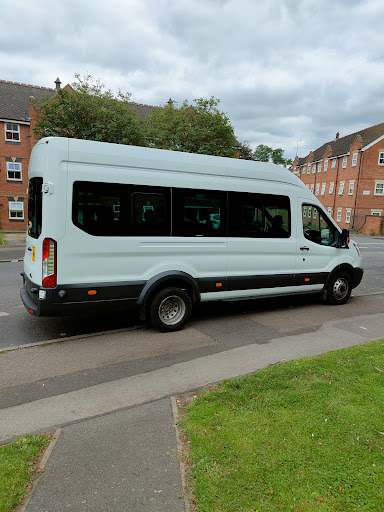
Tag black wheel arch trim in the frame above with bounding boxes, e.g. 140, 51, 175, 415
136, 271, 201, 307
323, 264, 363, 290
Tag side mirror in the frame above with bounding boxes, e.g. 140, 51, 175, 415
337, 228, 350, 248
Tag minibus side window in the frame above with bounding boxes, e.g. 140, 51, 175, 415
172, 188, 226, 237
302, 204, 335, 246
73, 181, 126, 236
131, 192, 170, 236
228, 192, 290, 238
28, 177, 43, 239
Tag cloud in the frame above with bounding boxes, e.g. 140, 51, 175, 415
1, 0, 384, 159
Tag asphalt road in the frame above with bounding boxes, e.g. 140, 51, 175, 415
0, 235, 383, 349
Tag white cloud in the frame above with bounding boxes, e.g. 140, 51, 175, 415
1, 0, 384, 159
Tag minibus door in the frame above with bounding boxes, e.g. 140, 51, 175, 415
295, 201, 340, 292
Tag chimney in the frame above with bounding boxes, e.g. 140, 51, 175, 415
55, 77, 61, 90
335, 131, 339, 140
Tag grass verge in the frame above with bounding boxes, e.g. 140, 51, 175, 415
0, 434, 51, 512
181, 339, 384, 511
0, 232, 8, 246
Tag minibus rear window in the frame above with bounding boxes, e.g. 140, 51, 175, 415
28, 177, 43, 239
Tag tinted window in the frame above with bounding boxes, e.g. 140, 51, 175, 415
28, 177, 43, 239
172, 188, 226, 236
229, 192, 290, 238
302, 204, 335, 246
72, 182, 170, 236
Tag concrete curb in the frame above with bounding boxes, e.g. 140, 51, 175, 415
16, 428, 62, 512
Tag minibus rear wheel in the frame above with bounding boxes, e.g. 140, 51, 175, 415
325, 272, 352, 305
149, 287, 192, 332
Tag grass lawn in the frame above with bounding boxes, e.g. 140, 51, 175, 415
181, 339, 384, 511
0, 434, 51, 512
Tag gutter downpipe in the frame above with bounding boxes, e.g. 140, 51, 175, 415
351, 150, 363, 230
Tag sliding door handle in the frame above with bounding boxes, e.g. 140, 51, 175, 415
300, 246, 309, 251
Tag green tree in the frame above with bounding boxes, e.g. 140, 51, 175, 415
144, 97, 237, 157
253, 144, 292, 167
32, 74, 145, 146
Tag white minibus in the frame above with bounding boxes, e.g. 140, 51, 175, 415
21, 137, 363, 331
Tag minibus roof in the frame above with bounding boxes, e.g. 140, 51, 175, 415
38, 137, 306, 188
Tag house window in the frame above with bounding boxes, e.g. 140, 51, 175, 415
312, 164, 316, 174
307, 164, 311, 174
327, 207, 333, 216
302, 167, 306, 175
348, 181, 355, 195
352, 153, 358, 167
338, 182, 345, 195
345, 209, 351, 224
5, 123, 20, 142
315, 184, 320, 196
378, 152, 384, 165
6, 162, 22, 181
337, 208, 342, 222
308, 206, 312, 218
371, 210, 382, 216
9, 201, 24, 219
310, 184, 314, 193
329, 182, 334, 194
303, 206, 307, 217
374, 182, 384, 195
331, 159, 336, 169
342, 156, 348, 168
324, 160, 328, 171
321, 183, 326, 195
318, 162, 322, 173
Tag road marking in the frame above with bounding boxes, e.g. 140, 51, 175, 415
0, 312, 10, 317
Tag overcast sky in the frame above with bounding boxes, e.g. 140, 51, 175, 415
1, 0, 384, 159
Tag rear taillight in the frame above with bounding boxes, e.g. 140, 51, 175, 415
42, 238, 57, 288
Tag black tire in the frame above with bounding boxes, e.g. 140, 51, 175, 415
324, 272, 352, 305
149, 287, 192, 332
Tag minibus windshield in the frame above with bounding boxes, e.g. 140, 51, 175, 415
28, 177, 43, 239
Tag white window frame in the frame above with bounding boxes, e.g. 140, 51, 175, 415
318, 161, 322, 173
352, 152, 358, 167
329, 182, 334, 194
308, 206, 312, 218
315, 184, 320, 196
348, 181, 355, 195
374, 181, 384, 196
9, 201, 24, 220
345, 209, 351, 224
324, 159, 328, 172
6, 161, 22, 181
331, 159, 336, 169
321, 183, 326, 195
342, 156, 347, 168
307, 164, 310, 174
371, 210, 382, 216
327, 207, 333, 215
303, 206, 307, 217
378, 151, 384, 165
310, 184, 314, 193
5, 123, 20, 142
312, 164, 316, 174
338, 181, 345, 195
337, 208, 342, 222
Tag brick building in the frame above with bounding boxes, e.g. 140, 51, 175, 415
0, 78, 157, 232
291, 123, 384, 235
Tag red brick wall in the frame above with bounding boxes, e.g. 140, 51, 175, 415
0, 122, 34, 231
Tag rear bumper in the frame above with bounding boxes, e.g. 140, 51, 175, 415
20, 274, 143, 317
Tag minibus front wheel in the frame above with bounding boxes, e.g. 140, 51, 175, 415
324, 272, 352, 305
149, 287, 192, 332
